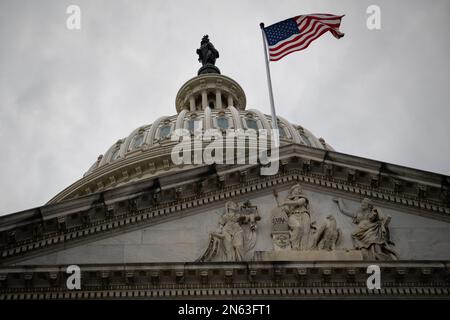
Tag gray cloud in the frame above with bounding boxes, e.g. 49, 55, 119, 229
1, 0, 449, 215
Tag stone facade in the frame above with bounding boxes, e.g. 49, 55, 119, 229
1, 65, 450, 299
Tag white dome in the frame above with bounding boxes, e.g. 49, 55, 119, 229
86, 108, 330, 174
48, 73, 332, 204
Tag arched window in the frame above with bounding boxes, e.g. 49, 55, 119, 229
110, 148, 120, 161
298, 130, 312, 146
130, 133, 144, 150
188, 119, 195, 132
187, 118, 202, 133
217, 116, 229, 130
159, 125, 171, 139
246, 118, 258, 130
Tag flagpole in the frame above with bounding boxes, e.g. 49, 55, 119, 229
260, 23, 278, 131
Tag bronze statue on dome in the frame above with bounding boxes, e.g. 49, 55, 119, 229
196, 35, 219, 66
196, 35, 221, 75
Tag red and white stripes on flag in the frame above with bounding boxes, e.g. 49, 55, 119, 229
263, 14, 345, 61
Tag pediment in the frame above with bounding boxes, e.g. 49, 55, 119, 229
7, 182, 450, 266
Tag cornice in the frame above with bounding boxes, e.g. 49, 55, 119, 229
0, 261, 449, 299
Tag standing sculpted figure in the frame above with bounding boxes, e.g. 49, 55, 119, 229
334, 197, 398, 260
283, 184, 312, 250
215, 201, 245, 261
196, 35, 219, 66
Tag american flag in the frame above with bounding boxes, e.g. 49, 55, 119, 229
263, 14, 345, 61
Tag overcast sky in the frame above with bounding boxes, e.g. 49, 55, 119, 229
0, 0, 449, 215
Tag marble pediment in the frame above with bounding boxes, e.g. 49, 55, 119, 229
7, 183, 450, 266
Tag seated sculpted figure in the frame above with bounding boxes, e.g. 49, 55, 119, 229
334, 198, 399, 260
198, 200, 259, 262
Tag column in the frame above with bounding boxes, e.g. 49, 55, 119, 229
189, 97, 195, 111
215, 89, 222, 109
201, 90, 208, 109
227, 95, 234, 107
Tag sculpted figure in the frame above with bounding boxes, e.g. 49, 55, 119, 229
196, 35, 219, 66
334, 198, 399, 260
314, 215, 341, 251
198, 200, 260, 262
215, 201, 245, 261
283, 184, 312, 250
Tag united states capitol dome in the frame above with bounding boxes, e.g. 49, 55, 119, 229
48, 42, 333, 204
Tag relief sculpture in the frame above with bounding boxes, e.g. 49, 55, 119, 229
199, 185, 398, 262
313, 215, 341, 251
197, 200, 260, 262
284, 184, 313, 250
271, 204, 291, 251
334, 197, 399, 260
271, 184, 317, 251
260, 184, 370, 261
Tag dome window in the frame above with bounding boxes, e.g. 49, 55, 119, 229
187, 119, 202, 133
217, 117, 229, 130
110, 148, 120, 161
298, 131, 312, 146
246, 118, 258, 130
159, 125, 171, 139
131, 134, 144, 150
275, 120, 288, 138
